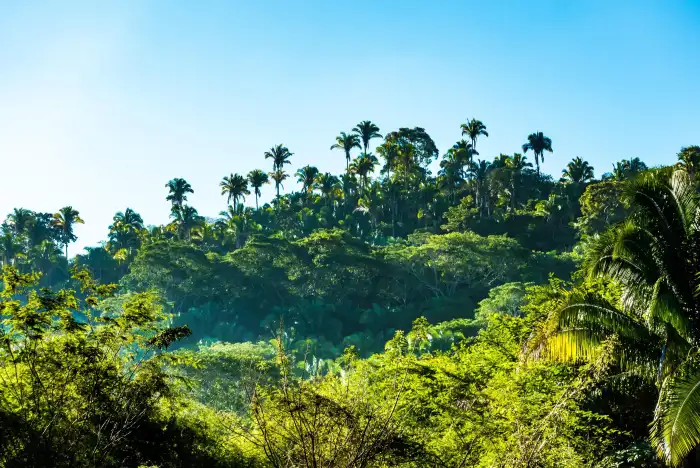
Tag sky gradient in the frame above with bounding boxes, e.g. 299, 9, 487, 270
1, 1, 699, 254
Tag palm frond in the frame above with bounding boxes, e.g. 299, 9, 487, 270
652, 370, 700, 466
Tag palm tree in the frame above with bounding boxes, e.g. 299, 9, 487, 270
439, 152, 465, 203
220, 173, 250, 210
51, 206, 84, 258
451, 140, 478, 178
112, 208, 144, 231
170, 205, 203, 240
377, 140, 399, 179
678, 146, 700, 180
0, 231, 21, 266
340, 172, 359, 208
108, 208, 144, 258
247, 169, 269, 209
460, 118, 488, 150
535, 169, 700, 466
522, 132, 553, 175
397, 140, 417, 190
610, 158, 648, 181
469, 160, 492, 217
296, 165, 320, 194
270, 169, 289, 198
349, 153, 378, 194
505, 153, 533, 209
352, 120, 382, 154
264, 144, 293, 171
562, 157, 594, 184
314, 173, 340, 206
26, 213, 57, 248
7, 208, 34, 236
217, 205, 256, 248
165, 178, 194, 209
28, 240, 63, 284
330, 132, 361, 170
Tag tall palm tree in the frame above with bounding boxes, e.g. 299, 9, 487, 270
220, 173, 250, 210
51, 206, 84, 258
439, 152, 465, 203
451, 140, 478, 178
330, 132, 361, 170
314, 173, 340, 206
349, 153, 378, 194
7, 208, 34, 236
270, 170, 289, 198
377, 140, 399, 179
460, 118, 488, 150
562, 157, 595, 184
165, 178, 194, 209
247, 169, 269, 209
264, 144, 293, 171
505, 153, 532, 209
108, 208, 144, 257
296, 165, 320, 194
397, 140, 418, 191
469, 160, 492, 217
535, 169, 700, 466
352, 120, 382, 154
522, 132, 553, 175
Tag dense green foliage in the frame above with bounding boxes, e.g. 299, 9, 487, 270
1, 122, 698, 466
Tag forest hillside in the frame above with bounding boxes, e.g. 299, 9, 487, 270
1, 120, 699, 467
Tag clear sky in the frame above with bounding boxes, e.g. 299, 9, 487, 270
0, 1, 698, 254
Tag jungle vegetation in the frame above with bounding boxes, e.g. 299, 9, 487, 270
1, 120, 699, 467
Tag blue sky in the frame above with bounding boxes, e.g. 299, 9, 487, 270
0, 1, 698, 254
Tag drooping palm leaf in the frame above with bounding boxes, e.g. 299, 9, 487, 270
652, 370, 700, 466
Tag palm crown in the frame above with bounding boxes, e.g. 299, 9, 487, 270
264, 144, 293, 171
270, 169, 289, 198
220, 173, 250, 210
296, 165, 320, 194
330, 132, 361, 170
165, 178, 194, 208
349, 153, 378, 193
522, 132, 553, 175
247, 169, 269, 209
352, 121, 382, 154
51, 206, 84, 258
562, 157, 594, 184
460, 118, 488, 150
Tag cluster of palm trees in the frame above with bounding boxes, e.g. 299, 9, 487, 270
159, 119, 581, 243
210, 118, 510, 212
0, 206, 86, 281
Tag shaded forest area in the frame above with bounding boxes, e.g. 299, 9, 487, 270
1, 120, 699, 467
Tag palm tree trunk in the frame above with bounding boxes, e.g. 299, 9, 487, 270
255, 193, 259, 210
